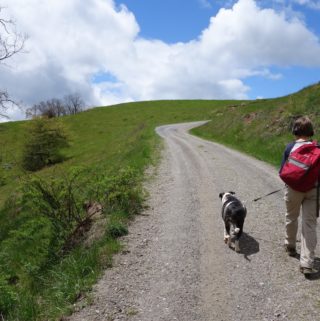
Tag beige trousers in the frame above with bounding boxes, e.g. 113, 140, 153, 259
284, 186, 318, 268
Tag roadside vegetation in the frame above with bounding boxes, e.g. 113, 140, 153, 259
0, 82, 319, 320
191, 83, 320, 166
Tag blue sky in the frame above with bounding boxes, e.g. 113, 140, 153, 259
113, 0, 217, 43
1, 0, 320, 120
113, 0, 320, 98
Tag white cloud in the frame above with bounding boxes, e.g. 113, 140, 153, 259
1, 0, 139, 110
201, 0, 320, 66
293, 0, 320, 9
1, 0, 320, 120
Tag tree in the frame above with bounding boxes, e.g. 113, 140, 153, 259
0, 90, 15, 116
64, 93, 85, 115
22, 118, 69, 171
27, 98, 67, 119
0, 6, 26, 117
26, 94, 85, 119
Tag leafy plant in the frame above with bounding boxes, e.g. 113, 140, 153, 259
103, 167, 145, 216
20, 168, 89, 253
0, 217, 52, 281
106, 220, 128, 238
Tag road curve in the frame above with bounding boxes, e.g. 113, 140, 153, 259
68, 121, 320, 321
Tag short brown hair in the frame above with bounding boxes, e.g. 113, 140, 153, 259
292, 116, 314, 137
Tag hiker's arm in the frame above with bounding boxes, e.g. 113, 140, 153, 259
279, 142, 295, 173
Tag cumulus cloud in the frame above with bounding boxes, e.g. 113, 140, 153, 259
200, 0, 320, 66
1, 0, 320, 120
1, 0, 139, 110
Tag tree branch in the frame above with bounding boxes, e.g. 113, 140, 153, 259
0, 90, 16, 118
0, 7, 26, 117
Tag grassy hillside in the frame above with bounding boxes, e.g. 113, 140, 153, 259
192, 82, 320, 166
0, 99, 242, 211
0, 83, 319, 320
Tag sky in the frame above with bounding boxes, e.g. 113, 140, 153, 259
1, 0, 320, 121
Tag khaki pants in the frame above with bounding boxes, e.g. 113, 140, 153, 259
284, 186, 318, 268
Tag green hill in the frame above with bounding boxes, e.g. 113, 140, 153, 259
0, 82, 319, 320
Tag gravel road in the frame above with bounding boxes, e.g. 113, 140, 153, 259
68, 121, 320, 321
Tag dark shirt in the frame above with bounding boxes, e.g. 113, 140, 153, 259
279, 142, 295, 173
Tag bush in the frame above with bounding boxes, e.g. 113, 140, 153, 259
20, 168, 88, 251
22, 118, 69, 171
0, 217, 52, 281
102, 167, 145, 216
0, 273, 17, 316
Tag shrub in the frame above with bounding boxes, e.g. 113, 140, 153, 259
0, 217, 52, 281
20, 168, 88, 252
22, 117, 69, 171
102, 167, 145, 216
0, 273, 17, 317
19, 166, 144, 253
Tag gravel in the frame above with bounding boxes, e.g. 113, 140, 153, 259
67, 121, 320, 321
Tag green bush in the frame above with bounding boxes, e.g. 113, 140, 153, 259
20, 168, 88, 252
22, 117, 69, 171
103, 167, 145, 216
0, 217, 52, 281
0, 273, 17, 316
19, 166, 144, 253
0, 217, 52, 319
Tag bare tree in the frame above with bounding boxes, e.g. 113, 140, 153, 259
0, 6, 26, 117
27, 98, 66, 119
64, 93, 85, 115
0, 90, 15, 112
26, 94, 85, 119
46, 98, 66, 118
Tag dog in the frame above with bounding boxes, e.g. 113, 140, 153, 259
219, 191, 247, 253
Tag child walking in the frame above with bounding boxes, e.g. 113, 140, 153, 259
279, 116, 318, 275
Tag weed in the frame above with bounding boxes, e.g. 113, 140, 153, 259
107, 221, 128, 238
126, 307, 139, 316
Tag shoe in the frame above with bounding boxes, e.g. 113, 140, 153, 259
285, 245, 297, 257
299, 266, 317, 275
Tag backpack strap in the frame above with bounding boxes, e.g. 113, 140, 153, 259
317, 142, 320, 218
317, 170, 320, 218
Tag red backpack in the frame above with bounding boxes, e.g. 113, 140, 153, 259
280, 141, 320, 192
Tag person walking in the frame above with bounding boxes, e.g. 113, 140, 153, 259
279, 116, 318, 275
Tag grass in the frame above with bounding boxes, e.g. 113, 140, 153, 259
0, 82, 319, 320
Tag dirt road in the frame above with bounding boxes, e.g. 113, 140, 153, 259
68, 121, 320, 321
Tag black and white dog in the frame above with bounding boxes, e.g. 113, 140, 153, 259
219, 192, 247, 253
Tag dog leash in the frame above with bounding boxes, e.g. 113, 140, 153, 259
252, 188, 284, 202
